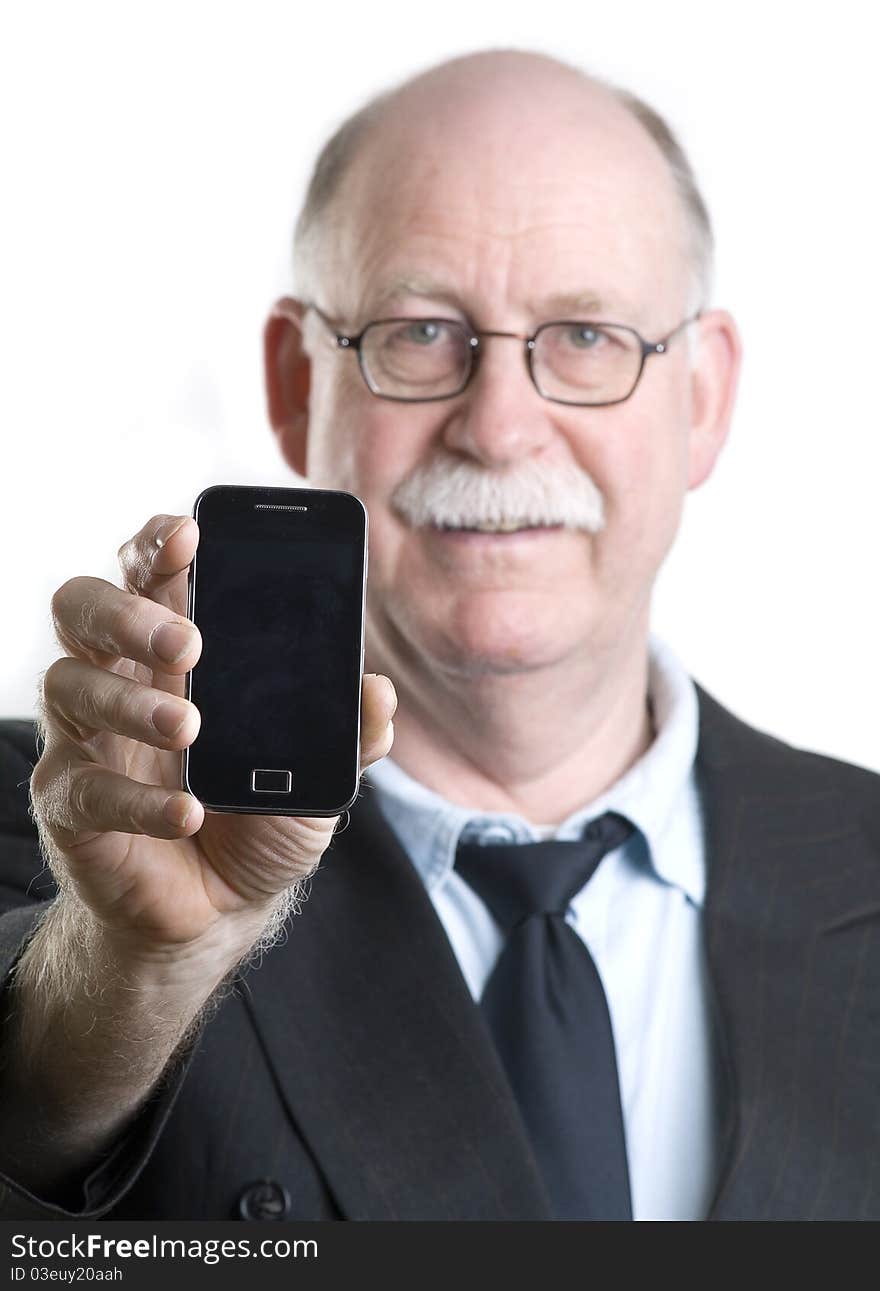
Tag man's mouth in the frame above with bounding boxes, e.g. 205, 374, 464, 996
432, 520, 565, 534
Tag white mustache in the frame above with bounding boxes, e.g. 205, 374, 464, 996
391, 454, 606, 532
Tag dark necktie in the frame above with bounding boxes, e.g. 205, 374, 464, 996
455, 812, 634, 1220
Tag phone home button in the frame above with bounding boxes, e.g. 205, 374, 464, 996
251, 768, 293, 794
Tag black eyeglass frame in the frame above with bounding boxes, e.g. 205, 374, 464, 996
307, 304, 703, 407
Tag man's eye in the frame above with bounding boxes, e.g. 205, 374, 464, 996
401, 321, 445, 345
566, 325, 603, 349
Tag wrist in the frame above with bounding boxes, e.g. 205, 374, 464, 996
70, 889, 290, 994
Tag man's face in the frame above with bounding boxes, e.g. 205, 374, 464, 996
296, 70, 715, 685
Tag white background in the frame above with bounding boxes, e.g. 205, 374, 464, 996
2, 1, 878, 771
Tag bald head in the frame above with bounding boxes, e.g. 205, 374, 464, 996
293, 50, 713, 315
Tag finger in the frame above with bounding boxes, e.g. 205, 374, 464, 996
51, 575, 202, 674
32, 752, 204, 846
118, 513, 200, 614
359, 673, 397, 769
41, 655, 201, 751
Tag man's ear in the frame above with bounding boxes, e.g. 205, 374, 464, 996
264, 297, 311, 478
686, 309, 743, 490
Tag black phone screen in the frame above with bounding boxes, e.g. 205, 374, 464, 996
184, 485, 367, 816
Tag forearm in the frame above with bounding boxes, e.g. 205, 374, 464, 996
0, 892, 266, 1197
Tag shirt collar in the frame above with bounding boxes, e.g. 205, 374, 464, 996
363, 634, 702, 905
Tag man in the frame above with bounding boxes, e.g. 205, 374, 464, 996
0, 49, 877, 1222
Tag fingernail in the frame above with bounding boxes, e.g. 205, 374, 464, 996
150, 620, 194, 664
154, 517, 187, 550
151, 700, 189, 738
163, 793, 193, 829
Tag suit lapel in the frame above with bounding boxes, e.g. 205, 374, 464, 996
696, 686, 880, 1220
241, 783, 552, 1220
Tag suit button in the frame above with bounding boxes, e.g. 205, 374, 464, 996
236, 1179, 292, 1220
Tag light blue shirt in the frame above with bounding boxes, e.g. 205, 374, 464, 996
364, 636, 722, 1221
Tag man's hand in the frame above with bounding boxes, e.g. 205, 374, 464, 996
32, 512, 396, 962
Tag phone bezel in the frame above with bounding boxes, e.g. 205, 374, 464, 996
182, 483, 368, 817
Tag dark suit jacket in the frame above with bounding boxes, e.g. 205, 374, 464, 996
0, 685, 878, 1221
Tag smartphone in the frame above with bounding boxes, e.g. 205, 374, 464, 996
183, 484, 368, 816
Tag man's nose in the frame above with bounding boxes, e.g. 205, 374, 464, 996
441, 335, 556, 467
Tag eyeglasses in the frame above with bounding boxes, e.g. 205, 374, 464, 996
307, 304, 701, 407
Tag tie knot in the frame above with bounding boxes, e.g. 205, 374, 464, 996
454, 811, 633, 934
